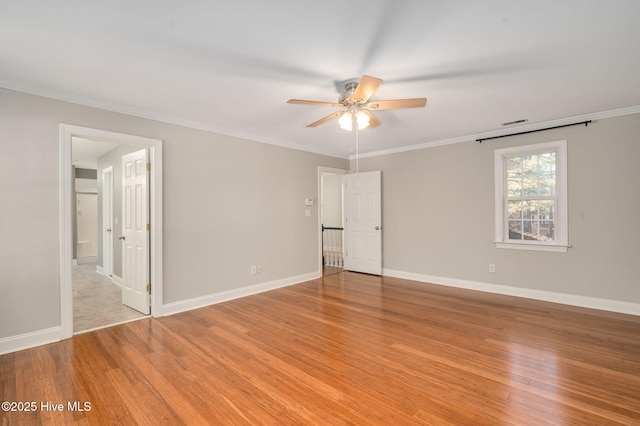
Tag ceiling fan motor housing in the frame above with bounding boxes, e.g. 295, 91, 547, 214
339, 82, 359, 105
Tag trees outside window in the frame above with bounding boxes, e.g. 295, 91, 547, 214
494, 141, 568, 252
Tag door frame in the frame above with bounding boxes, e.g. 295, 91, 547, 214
59, 124, 163, 339
317, 166, 348, 273
101, 166, 114, 277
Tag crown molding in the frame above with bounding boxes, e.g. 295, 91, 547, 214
352, 105, 640, 160
0, 80, 346, 159
3, 79, 638, 162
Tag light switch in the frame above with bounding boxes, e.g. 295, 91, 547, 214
305, 209, 311, 217
305, 198, 313, 206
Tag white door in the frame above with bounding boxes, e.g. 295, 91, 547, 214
121, 149, 150, 314
343, 171, 382, 275
102, 167, 113, 277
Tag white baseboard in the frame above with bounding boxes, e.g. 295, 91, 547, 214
0, 327, 61, 355
160, 271, 322, 317
96, 265, 104, 275
383, 269, 640, 317
112, 275, 123, 287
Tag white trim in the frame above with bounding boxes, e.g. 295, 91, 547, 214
161, 271, 321, 317
3, 79, 639, 161
352, 105, 640, 160
96, 265, 104, 275
59, 124, 163, 339
495, 242, 569, 253
112, 275, 123, 287
59, 127, 74, 340
494, 140, 568, 251
0, 80, 339, 158
0, 327, 61, 356
383, 269, 640, 317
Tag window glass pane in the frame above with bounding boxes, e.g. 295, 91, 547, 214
496, 140, 566, 249
537, 200, 555, 240
506, 199, 557, 242
507, 152, 556, 197
534, 152, 556, 196
507, 200, 522, 218
508, 220, 523, 240
506, 160, 522, 197
507, 200, 523, 240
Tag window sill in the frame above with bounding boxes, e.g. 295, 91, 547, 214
495, 242, 569, 253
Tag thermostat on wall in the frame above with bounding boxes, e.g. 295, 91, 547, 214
305, 198, 313, 206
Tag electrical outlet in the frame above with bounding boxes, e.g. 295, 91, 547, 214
251, 265, 257, 275
489, 264, 496, 273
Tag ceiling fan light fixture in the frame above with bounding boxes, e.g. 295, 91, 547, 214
356, 111, 370, 129
339, 112, 353, 130
287, 75, 426, 130
339, 110, 370, 131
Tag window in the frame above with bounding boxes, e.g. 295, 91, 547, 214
494, 140, 568, 252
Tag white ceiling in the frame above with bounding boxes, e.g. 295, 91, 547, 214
71, 137, 118, 169
2, 1, 640, 158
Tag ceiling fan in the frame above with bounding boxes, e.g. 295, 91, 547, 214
287, 75, 427, 131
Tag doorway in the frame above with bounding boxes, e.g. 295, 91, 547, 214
60, 125, 163, 339
318, 166, 348, 276
71, 139, 149, 332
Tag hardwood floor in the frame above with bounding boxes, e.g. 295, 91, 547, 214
2, 272, 640, 425
322, 264, 343, 277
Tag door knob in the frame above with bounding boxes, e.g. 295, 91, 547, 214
375, 226, 381, 230
119, 236, 126, 240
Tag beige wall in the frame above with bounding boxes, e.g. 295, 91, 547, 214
321, 173, 343, 228
0, 88, 347, 339
2, 84, 638, 344
354, 114, 640, 304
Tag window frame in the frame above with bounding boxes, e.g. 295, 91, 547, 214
494, 140, 569, 253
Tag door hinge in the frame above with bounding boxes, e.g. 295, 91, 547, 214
146, 223, 151, 231
146, 162, 151, 171
146, 283, 151, 293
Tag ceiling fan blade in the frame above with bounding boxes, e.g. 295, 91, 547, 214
350, 75, 383, 104
287, 99, 341, 107
365, 98, 427, 110
363, 110, 381, 128
306, 111, 345, 127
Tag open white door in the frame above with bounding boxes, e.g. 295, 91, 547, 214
121, 149, 150, 314
343, 171, 382, 275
